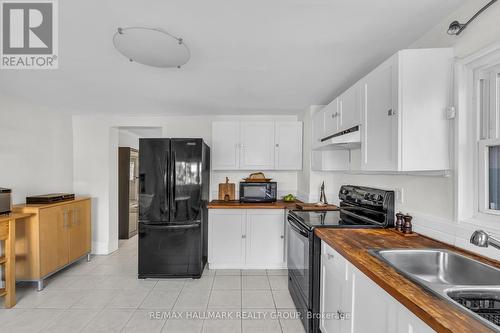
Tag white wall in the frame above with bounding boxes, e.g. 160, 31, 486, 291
0, 95, 73, 204
73, 114, 300, 254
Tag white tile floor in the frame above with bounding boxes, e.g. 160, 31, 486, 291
0, 236, 305, 333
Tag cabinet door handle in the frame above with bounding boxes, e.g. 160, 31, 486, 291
275, 144, 279, 148
280, 235, 284, 239
387, 109, 397, 116
242, 235, 246, 239
327, 253, 334, 260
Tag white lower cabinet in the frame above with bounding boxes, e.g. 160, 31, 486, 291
245, 209, 285, 266
208, 209, 285, 269
208, 209, 246, 266
320, 241, 435, 333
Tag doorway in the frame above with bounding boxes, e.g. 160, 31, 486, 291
117, 127, 162, 250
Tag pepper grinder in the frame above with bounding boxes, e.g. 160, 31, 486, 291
395, 212, 404, 232
402, 214, 413, 234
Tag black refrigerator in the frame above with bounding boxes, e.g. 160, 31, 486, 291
138, 138, 210, 279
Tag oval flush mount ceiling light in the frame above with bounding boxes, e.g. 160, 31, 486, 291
113, 27, 190, 68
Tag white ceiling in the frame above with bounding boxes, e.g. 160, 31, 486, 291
0, 0, 465, 115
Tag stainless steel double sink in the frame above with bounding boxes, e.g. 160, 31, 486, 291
370, 249, 500, 332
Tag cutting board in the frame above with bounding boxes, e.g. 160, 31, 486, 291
218, 177, 235, 201
295, 203, 339, 211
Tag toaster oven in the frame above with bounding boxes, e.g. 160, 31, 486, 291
0, 188, 12, 215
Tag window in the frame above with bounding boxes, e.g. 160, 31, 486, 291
476, 65, 500, 215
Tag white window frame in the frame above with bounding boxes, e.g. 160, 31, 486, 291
479, 138, 500, 215
455, 42, 500, 230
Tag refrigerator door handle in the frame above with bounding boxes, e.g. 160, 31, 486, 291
164, 151, 170, 216
170, 151, 177, 219
143, 223, 200, 230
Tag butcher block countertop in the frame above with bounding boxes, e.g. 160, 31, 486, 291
315, 228, 500, 333
208, 200, 300, 209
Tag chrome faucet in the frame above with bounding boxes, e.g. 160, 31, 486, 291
470, 230, 500, 250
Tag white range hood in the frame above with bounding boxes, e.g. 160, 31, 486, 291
313, 126, 361, 151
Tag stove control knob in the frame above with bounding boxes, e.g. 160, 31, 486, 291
376, 194, 384, 201
370, 193, 377, 201
364, 193, 371, 200
341, 189, 348, 195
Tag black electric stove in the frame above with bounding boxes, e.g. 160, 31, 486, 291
287, 185, 395, 333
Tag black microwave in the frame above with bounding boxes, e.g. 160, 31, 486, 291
239, 182, 277, 203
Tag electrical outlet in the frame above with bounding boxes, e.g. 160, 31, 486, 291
395, 187, 405, 204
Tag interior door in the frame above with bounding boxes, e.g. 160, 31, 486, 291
139, 139, 170, 223
69, 200, 91, 262
39, 206, 69, 276
211, 121, 240, 170
245, 210, 284, 266
362, 58, 398, 171
240, 121, 275, 170
275, 121, 303, 170
170, 139, 203, 223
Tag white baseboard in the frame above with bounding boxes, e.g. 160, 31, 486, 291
92, 241, 113, 255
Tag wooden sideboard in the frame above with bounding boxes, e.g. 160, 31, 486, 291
13, 198, 91, 290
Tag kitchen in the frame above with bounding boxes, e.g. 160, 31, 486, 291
0, 0, 500, 332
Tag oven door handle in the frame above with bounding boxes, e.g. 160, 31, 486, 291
340, 209, 384, 226
287, 218, 309, 237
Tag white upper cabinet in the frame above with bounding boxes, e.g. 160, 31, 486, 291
324, 98, 340, 136
312, 109, 326, 148
275, 121, 303, 170
312, 48, 453, 172
362, 57, 398, 171
211, 120, 303, 171
361, 49, 453, 172
240, 121, 275, 170
339, 83, 361, 131
212, 121, 240, 170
